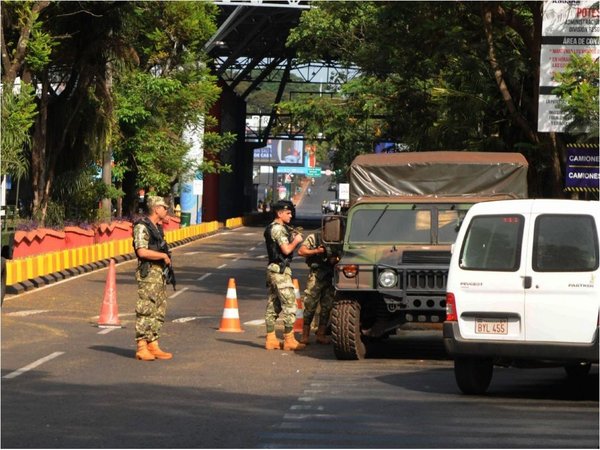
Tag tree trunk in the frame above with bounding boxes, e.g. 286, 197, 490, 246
31, 73, 49, 223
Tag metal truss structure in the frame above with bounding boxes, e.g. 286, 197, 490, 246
206, 1, 360, 144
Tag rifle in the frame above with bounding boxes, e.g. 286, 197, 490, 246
160, 242, 176, 291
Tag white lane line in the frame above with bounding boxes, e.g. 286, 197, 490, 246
5, 310, 50, 317
244, 319, 265, 326
3, 352, 65, 379
217, 264, 227, 269
184, 251, 201, 255
169, 287, 189, 299
97, 327, 117, 335
172, 316, 214, 323
249, 246, 256, 251
197, 273, 212, 281
233, 257, 240, 262
219, 253, 238, 258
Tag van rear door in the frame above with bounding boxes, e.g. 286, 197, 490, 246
524, 206, 600, 343
455, 211, 529, 341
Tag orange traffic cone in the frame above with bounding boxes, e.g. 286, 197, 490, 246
98, 259, 122, 328
293, 278, 304, 333
218, 278, 244, 332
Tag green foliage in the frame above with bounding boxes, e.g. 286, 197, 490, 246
553, 54, 599, 141
0, 85, 37, 178
112, 1, 230, 200
285, 1, 542, 175
24, 20, 57, 73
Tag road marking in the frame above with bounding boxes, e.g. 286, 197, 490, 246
197, 273, 212, 281
244, 319, 265, 326
233, 257, 241, 262
3, 352, 65, 379
184, 251, 201, 255
243, 233, 255, 236
217, 264, 227, 269
257, 255, 267, 259
249, 246, 256, 251
5, 310, 50, 317
172, 316, 213, 323
219, 253, 238, 258
97, 327, 117, 335
169, 287, 189, 299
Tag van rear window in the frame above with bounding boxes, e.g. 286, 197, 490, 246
533, 215, 599, 272
460, 215, 524, 271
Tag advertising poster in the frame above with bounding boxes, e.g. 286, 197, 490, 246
538, 0, 599, 132
252, 139, 305, 167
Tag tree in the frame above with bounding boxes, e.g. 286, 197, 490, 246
112, 1, 234, 215
284, 1, 573, 197
553, 53, 599, 142
2, 1, 233, 223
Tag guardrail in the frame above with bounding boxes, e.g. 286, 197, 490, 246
5, 220, 222, 289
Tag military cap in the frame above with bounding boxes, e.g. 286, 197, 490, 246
273, 200, 293, 212
147, 196, 168, 209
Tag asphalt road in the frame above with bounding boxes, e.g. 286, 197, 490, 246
2, 193, 598, 448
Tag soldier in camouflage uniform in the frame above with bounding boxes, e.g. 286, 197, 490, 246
133, 196, 173, 361
297, 232, 338, 344
264, 200, 305, 351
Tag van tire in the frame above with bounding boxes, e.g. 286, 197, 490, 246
331, 299, 366, 360
454, 357, 493, 395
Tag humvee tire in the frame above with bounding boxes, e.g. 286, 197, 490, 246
331, 299, 366, 360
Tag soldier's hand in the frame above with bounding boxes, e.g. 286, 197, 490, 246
293, 233, 304, 244
164, 254, 171, 265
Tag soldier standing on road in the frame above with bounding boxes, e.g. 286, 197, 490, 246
264, 200, 306, 351
133, 196, 173, 361
297, 232, 338, 345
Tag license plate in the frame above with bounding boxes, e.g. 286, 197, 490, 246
475, 318, 508, 335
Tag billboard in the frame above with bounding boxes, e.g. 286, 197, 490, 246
253, 139, 305, 166
538, 0, 600, 132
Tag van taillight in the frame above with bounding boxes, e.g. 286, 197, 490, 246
446, 293, 457, 321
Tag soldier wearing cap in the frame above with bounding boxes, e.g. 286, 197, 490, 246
263, 200, 305, 351
132, 195, 173, 361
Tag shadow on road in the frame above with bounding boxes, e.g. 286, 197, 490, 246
89, 345, 133, 359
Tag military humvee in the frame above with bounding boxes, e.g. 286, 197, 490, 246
322, 151, 529, 360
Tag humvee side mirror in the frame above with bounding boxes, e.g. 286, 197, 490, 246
322, 215, 345, 244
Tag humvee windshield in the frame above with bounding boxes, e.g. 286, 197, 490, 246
348, 205, 469, 244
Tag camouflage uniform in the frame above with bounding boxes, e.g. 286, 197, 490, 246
265, 222, 297, 332
301, 233, 336, 327
133, 222, 167, 342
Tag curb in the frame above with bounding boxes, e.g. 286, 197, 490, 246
5, 229, 221, 296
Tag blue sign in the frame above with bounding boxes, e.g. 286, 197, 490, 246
565, 146, 599, 192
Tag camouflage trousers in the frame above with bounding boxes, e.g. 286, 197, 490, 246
303, 270, 335, 326
265, 266, 297, 332
135, 280, 167, 342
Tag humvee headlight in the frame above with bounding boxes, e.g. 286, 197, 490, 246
378, 269, 397, 288
341, 264, 358, 278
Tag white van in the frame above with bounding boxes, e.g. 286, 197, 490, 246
444, 199, 599, 394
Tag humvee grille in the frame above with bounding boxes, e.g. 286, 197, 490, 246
405, 269, 447, 290
402, 251, 451, 265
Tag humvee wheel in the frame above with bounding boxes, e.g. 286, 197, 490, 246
331, 299, 366, 360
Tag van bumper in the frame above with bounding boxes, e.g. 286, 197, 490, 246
443, 322, 599, 363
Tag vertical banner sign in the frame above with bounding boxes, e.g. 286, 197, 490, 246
564, 144, 600, 193
538, 1, 599, 132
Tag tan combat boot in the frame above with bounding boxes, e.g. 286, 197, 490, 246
265, 331, 282, 350
147, 340, 173, 359
300, 324, 311, 345
135, 340, 156, 361
283, 331, 306, 351
315, 325, 331, 345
